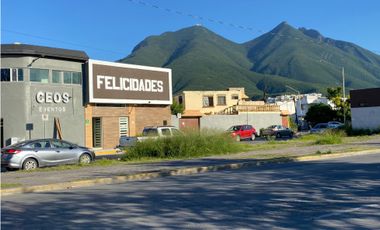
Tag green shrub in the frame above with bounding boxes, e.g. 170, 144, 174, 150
297, 129, 345, 145
314, 130, 345, 145
121, 129, 245, 161
345, 125, 380, 136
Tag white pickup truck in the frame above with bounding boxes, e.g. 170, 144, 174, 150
119, 126, 182, 147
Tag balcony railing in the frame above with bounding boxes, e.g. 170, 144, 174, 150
218, 104, 280, 115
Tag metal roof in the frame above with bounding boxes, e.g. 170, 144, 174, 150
1, 44, 89, 62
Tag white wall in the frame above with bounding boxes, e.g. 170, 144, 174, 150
351, 106, 380, 130
201, 113, 282, 131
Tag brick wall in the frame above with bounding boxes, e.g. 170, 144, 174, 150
85, 105, 135, 149
134, 105, 171, 135
84, 104, 171, 149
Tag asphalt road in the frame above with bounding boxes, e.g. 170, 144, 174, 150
2, 153, 380, 229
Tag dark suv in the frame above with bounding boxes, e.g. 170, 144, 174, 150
227, 125, 257, 141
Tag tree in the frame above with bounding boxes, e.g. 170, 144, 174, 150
170, 101, 184, 115
327, 87, 351, 122
305, 103, 337, 126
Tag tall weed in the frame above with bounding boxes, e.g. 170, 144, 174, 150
122, 129, 244, 161
314, 130, 345, 145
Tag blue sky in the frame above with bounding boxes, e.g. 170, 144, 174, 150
2, 0, 380, 61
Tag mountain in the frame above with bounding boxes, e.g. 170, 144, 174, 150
119, 22, 380, 98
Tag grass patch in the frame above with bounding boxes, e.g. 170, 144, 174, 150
121, 130, 247, 161
313, 130, 345, 145
315, 150, 332, 155
345, 126, 380, 136
1, 183, 22, 189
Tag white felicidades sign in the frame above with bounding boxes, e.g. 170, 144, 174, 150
88, 59, 172, 104
96, 75, 164, 93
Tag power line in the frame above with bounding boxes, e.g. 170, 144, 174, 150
127, 0, 380, 56
2, 29, 126, 56
3, 1, 380, 59
127, 0, 259, 33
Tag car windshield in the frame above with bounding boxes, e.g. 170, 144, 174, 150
161, 128, 171, 136
7, 139, 51, 148
227, 126, 241, 131
315, 124, 328, 128
143, 128, 159, 136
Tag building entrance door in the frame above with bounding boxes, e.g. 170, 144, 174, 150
92, 117, 102, 148
179, 117, 200, 131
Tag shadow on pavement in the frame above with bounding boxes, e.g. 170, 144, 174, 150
2, 159, 380, 229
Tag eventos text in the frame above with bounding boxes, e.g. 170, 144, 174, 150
97, 75, 164, 92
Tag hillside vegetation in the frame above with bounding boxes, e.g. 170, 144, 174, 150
119, 22, 380, 98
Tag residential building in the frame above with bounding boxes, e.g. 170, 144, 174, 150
174, 87, 249, 115
295, 93, 332, 120
173, 88, 284, 130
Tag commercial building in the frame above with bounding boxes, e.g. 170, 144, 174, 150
1, 44, 172, 149
350, 88, 380, 130
1, 44, 88, 147
84, 60, 172, 149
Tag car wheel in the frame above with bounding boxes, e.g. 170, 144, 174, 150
251, 134, 256, 141
22, 158, 38, 170
236, 135, 241, 142
276, 133, 281, 138
79, 153, 92, 164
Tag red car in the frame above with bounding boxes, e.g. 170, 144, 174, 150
227, 125, 257, 141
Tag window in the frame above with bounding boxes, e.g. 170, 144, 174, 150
72, 72, 81, 84
217, 95, 226, 105
1, 69, 10, 81
30, 68, 49, 83
52, 140, 73, 148
202, 96, 214, 107
178, 96, 183, 104
11, 69, 17, 81
92, 117, 102, 148
231, 94, 239, 100
52, 70, 61, 83
17, 69, 24, 81
119, 117, 129, 137
64, 72, 71, 84
161, 128, 171, 136
1, 68, 24, 82
63, 71, 82, 85
143, 128, 158, 136
243, 125, 252, 130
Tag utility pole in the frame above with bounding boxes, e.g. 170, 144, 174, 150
285, 85, 300, 126
342, 67, 346, 124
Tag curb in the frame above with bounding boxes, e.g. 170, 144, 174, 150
94, 149, 122, 156
2, 149, 379, 197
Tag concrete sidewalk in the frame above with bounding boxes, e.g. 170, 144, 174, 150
2, 137, 380, 196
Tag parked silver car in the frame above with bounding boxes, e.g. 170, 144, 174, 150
1, 139, 95, 170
